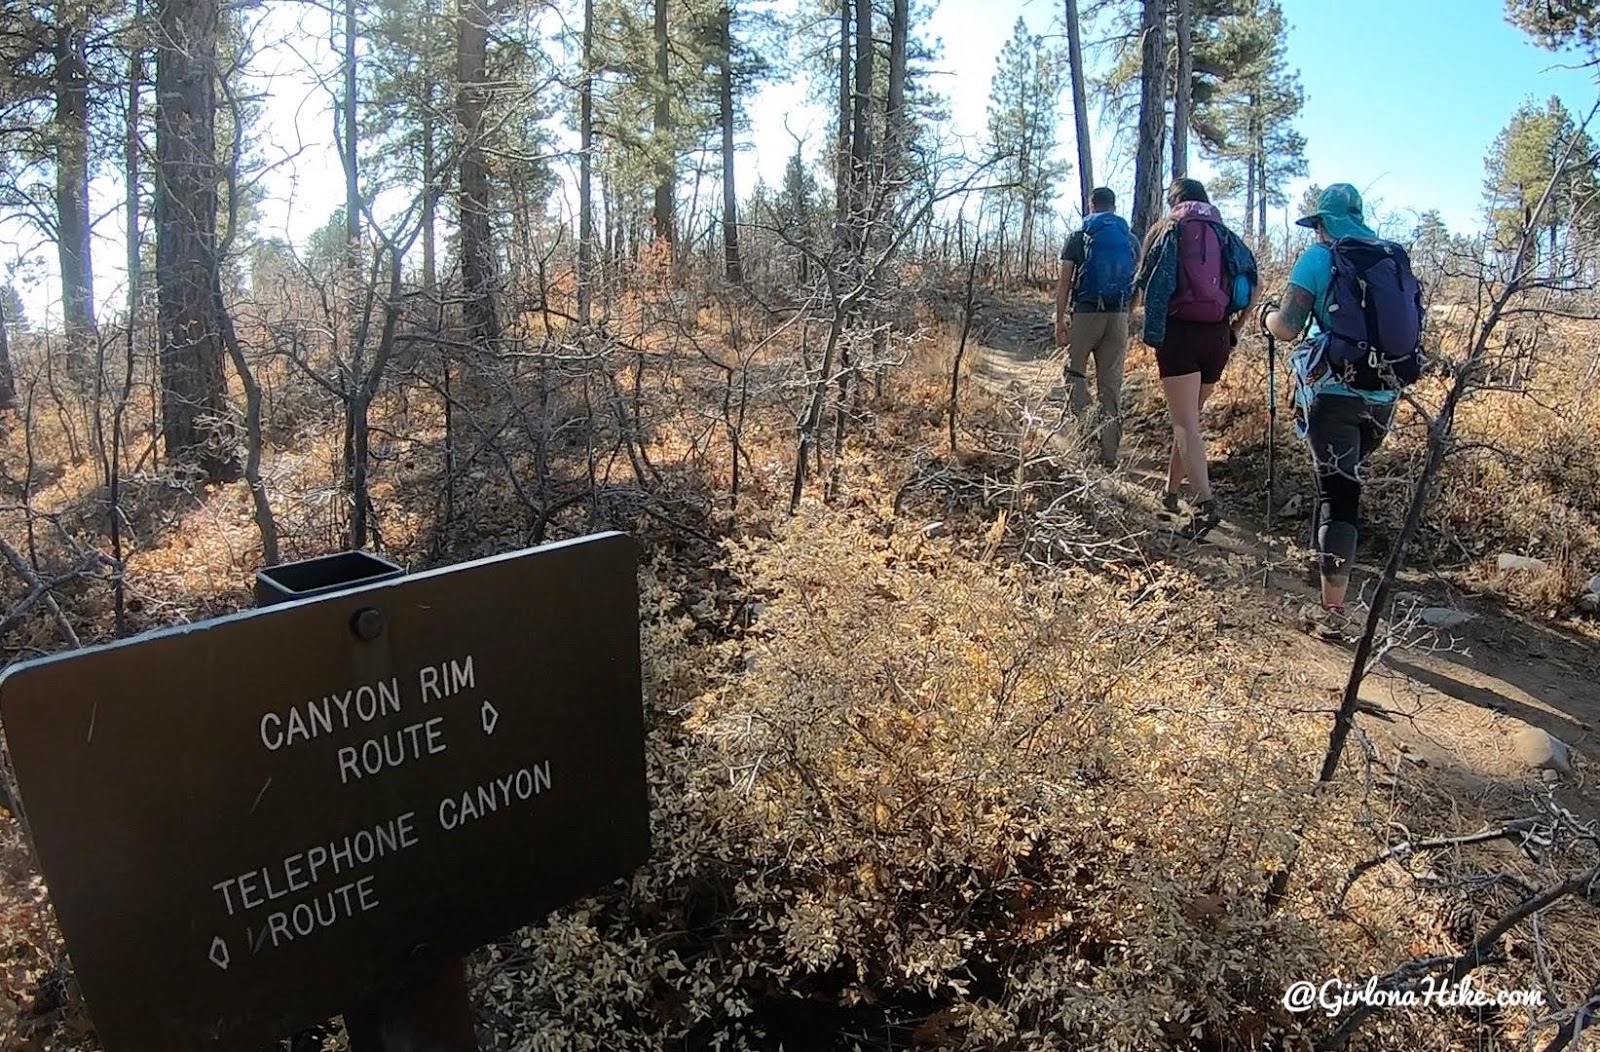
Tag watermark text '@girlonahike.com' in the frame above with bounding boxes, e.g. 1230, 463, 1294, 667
1282, 976, 1546, 1018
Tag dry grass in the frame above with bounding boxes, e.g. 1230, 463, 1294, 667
1, 272, 1597, 1050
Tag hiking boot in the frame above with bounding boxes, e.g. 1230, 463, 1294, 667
1160, 491, 1182, 516
1181, 499, 1221, 541
1301, 601, 1354, 643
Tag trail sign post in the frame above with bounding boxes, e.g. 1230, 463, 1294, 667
0, 532, 650, 1052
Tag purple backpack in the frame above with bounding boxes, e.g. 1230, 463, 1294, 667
1321, 237, 1425, 390
1168, 217, 1230, 323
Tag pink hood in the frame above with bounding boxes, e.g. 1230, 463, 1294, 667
1170, 200, 1222, 222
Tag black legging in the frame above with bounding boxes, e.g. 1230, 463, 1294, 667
1306, 393, 1395, 580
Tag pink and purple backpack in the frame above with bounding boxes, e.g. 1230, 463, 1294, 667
1167, 201, 1230, 324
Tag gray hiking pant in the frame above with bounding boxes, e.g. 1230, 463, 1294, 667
1305, 393, 1395, 581
1064, 310, 1129, 464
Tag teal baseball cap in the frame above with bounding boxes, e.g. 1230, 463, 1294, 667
1296, 183, 1376, 240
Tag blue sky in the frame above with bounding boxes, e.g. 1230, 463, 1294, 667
867, 0, 1600, 238
1276, 0, 1598, 235
5, 0, 1598, 324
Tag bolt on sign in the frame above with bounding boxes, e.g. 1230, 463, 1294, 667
0, 532, 651, 1052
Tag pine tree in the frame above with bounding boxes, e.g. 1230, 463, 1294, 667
1484, 96, 1599, 272
986, 17, 1069, 278
362, 0, 454, 292
1506, 0, 1600, 56
1063, 0, 1093, 214
778, 0, 945, 226
584, 0, 722, 264
1129, 0, 1166, 241
1195, 0, 1306, 242
155, 0, 234, 479
0, 0, 123, 382
1409, 209, 1453, 286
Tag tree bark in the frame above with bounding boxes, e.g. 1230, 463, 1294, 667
651, 0, 675, 252
1064, 0, 1093, 215
578, 0, 594, 322
343, 0, 359, 271
341, 0, 371, 547
55, 20, 96, 383
1129, 0, 1167, 243
1171, 0, 1192, 180
155, 0, 235, 480
1256, 138, 1267, 248
110, 10, 142, 631
718, 0, 742, 283
0, 294, 15, 410
850, 0, 873, 214
835, 0, 850, 229
1243, 100, 1257, 242
422, 108, 437, 293
948, 226, 981, 452
886, 0, 908, 178
456, 0, 499, 350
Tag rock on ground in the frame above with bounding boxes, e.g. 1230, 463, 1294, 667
1512, 727, 1575, 776
1421, 607, 1474, 629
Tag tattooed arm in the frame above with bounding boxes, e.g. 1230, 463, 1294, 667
1265, 284, 1316, 341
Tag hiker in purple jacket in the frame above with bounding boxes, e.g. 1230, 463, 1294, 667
1133, 178, 1254, 538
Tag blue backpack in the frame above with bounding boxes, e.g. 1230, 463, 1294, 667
1074, 212, 1136, 309
1218, 225, 1258, 315
1322, 237, 1424, 390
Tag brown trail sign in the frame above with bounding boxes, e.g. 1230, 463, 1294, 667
0, 532, 651, 1052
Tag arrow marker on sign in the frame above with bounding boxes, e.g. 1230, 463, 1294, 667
209, 936, 230, 970
481, 700, 498, 736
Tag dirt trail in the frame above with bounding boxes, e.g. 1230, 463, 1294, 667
963, 290, 1600, 814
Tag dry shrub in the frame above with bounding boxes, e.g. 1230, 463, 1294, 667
1431, 362, 1600, 609
478, 509, 1519, 1051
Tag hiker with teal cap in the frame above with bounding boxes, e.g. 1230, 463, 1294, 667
1259, 183, 1426, 640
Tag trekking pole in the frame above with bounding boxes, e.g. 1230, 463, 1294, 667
1266, 330, 1277, 531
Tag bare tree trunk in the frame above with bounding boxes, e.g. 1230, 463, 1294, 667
949, 228, 981, 452
828, 0, 873, 453
109, 11, 142, 631
1064, 0, 1093, 215
718, 0, 742, 284
835, 0, 850, 229
348, 387, 371, 548
456, 0, 499, 350
601, 162, 615, 262
422, 0, 438, 297
1171, 0, 1191, 180
1021, 196, 1035, 281
874, 0, 908, 398
0, 294, 15, 410
578, 0, 594, 323
651, 0, 675, 254
55, 21, 96, 383
1244, 104, 1257, 242
886, 0, 908, 175
155, 0, 234, 480
1257, 143, 1267, 249
1129, 0, 1167, 243
422, 112, 437, 292
341, 0, 368, 549
217, 292, 279, 566
792, 288, 852, 514
343, 0, 359, 269
850, 0, 873, 221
